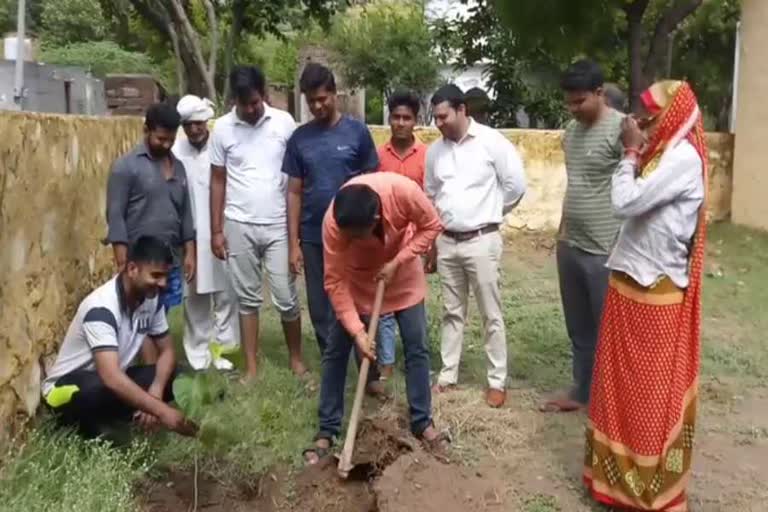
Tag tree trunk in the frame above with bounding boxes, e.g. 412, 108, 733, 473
167, 22, 186, 96
167, 0, 217, 101
625, 0, 649, 112
643, 0, 703, 83
224, 0, 247, 104
202, 0, 218, 94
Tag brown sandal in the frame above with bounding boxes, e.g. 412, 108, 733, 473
419, 430, 452, 463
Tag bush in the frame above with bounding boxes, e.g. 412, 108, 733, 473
39, 41, 158, 78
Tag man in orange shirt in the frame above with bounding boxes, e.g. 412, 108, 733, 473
303, 172, 446, 464
375, 90, 428, 378
377, 90, 427, 187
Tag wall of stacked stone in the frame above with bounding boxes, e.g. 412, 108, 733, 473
0, 112, 733, 443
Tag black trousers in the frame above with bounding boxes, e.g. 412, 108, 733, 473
48, 365, 176, 438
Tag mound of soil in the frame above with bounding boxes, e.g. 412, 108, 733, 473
141, 416, 507, 512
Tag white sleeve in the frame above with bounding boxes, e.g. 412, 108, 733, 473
82, 307, 119, 351
424, 144, 438, 202
612, 142, 703, 219
490, 133, 527, 214
209, 122, 227, 167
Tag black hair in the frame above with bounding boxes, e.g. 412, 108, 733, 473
333, 185, 380, 231
560, 59, 605, 93
145, 103, 181, 131
388, 89, 420, 117
229, 65, 267, 102
603, 82, 627, 112
127, 236, 174, 266
430, 84, 465, 109
300, 63, 336, 94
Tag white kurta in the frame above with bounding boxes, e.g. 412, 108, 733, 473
173, 138, 228, 294
173, 137, 240, 369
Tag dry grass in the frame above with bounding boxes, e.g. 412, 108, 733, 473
432, 389, 542, 460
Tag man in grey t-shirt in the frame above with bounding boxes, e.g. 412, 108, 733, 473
106, 103, 196, 318
541, 60, 624, 413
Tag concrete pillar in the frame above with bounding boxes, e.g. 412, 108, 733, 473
732, 0, 768, 229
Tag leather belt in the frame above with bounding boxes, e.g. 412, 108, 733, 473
442, 224, 499, 242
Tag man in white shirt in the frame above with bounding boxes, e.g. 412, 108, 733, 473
209, 66, 308, 381
43, 236, 197, 438
173, 95, 239, 371
425, 85, 527, 408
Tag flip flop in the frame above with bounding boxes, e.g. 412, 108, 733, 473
420, 430, 452, 464
302, 438, 333, 466
538, 398, 585, 413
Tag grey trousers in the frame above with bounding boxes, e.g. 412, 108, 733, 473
556, 241, 610, 404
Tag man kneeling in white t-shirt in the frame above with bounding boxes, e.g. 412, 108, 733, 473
43, 236, 197, 438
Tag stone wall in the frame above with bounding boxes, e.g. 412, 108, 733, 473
0, 112, 734, 442
0, 112, 144, 443
105, 74, 165, 116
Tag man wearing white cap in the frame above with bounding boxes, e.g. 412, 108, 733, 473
173, 95, 240, 370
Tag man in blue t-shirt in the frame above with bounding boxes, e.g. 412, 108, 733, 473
283, 63, 392, 393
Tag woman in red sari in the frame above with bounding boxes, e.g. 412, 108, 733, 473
583, 80, 708, 512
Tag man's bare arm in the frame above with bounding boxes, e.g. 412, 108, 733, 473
210, 165, 228, 260
287, 177, 304, 273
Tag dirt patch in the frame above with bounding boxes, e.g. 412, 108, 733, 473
287, 417, 507, 512
141, 467, 279, 512
375, 452, 506, 511
141, 416, 509, 512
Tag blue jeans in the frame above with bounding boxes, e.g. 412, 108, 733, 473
317, 301, 432, 439
301, 243, 334, 354
377, 313, 397, 366
160, 264, 183, 312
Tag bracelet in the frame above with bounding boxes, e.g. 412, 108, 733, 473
624, 147, 641, 157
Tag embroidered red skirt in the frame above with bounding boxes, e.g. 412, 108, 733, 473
584, 272, 700, 512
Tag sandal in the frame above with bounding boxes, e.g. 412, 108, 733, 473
538, 396, 585, 413
302, 437, 333, 466
419, 429, 452, 464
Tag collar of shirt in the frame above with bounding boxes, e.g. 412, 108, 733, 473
231, 104, 274, 128
384, 139, 422, 161
136, 141, 182, 179
174, 137, 209, 157
457, 118, 480, 145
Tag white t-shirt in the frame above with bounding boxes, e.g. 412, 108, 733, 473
42, 275, 169, 397
209, 105, 297, 224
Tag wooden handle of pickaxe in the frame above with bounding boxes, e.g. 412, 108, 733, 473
337, 279, 386, 479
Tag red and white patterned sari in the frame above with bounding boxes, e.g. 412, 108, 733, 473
583, 81, 708, 512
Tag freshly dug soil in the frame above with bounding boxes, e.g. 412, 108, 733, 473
140, 468, 278, 512
142, 416, 506, 512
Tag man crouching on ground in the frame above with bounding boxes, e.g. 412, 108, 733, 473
303, 172, 447, 464
43, 236, 197, 438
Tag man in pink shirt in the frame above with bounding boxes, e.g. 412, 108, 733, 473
303, 172, 447, 464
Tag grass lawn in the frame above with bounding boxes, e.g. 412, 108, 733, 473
2, 222, 768, 511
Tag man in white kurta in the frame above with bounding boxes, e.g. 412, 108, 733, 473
174, 95, 239, 370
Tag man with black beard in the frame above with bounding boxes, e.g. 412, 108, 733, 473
106, 103, 196, 339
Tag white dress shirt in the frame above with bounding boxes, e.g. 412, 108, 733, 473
425, 120, 527, 232
173, 137, 230, 294
209, 105, 296, 224
607, 139, 704, 288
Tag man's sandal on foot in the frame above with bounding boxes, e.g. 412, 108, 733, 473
419, 430, 452, 464
538, 397, 585, 413
302, 437, 334, 466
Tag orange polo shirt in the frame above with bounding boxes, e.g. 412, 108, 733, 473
377, 139, 427, 188
322, 172, 443, 336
